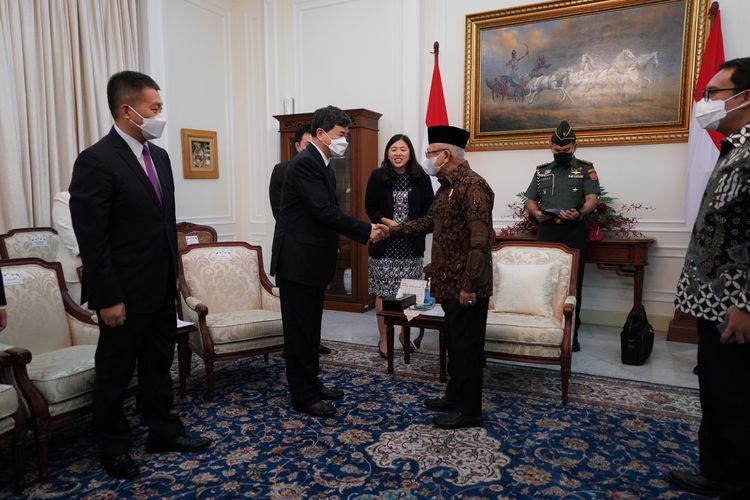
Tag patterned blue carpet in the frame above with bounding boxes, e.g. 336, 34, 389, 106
1, 341, 702, 498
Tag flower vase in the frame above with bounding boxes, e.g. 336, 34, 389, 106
588, 223, 604, 241
343, 268, 352, 294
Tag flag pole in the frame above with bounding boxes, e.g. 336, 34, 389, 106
709, 1, 719, 26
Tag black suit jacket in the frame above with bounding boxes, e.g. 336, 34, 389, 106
0, 270, 5, 307
270, 144, 371, 288
364, 168, 435, 258
269, 161, 288, 220
69, 128, 178, 313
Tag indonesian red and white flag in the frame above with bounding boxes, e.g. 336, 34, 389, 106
685, 8, 724, 226
421, 42, 449, 191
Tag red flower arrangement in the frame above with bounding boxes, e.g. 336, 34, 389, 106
499, 187, 652, 240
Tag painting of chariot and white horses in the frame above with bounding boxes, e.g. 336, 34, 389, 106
464, 0, 707, 150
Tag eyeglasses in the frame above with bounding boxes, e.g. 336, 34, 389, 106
701, 88, 740, 102
425, 149, 446, 157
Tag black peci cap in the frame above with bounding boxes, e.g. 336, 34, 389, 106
428, 125, 471, 149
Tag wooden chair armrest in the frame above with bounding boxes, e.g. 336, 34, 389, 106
185, 296, 208, 316
5, 347, 49, 422
0, 350, 11, 370
61, 285, 95, 324
4, 347, 32, 367
563, 296, 576, 317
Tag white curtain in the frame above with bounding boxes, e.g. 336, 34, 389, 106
0, 0, 139, 232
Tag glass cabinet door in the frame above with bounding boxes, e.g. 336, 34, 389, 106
327, 150, 353, 298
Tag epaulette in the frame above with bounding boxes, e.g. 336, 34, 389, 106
535, 163, 549, 170
578, 159, 593, 166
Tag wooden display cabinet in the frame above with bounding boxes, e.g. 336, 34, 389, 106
274, 109, 381, 312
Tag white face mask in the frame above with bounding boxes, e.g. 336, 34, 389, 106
324, 131, 349, 157
695, 91, 749, 131
422, 151, 445, 176
128, 105, 166, 140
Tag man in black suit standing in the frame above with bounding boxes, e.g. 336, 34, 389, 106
271, 105, 385, 418
70, 71, 209, 479
270, 124, 331, 356
0, 271, 6, 332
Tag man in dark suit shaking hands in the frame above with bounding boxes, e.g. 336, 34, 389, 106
271, 105, 386, 418
70, 71, 209, 479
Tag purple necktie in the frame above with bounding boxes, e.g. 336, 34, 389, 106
142, 144, 163, 204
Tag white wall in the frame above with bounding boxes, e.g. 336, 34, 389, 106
142, 0, 268, 246
148, 0, 750, 329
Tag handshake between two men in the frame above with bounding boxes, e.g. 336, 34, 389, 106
368, 218, 399, 244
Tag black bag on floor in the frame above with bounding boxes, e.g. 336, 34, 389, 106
620, 305, 654, 365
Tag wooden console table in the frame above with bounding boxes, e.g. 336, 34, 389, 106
495, 235, 655, 312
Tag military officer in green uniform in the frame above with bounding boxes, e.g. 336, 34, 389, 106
525, 121, 601, 352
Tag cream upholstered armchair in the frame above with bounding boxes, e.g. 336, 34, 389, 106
485, 241, 579, 403
0, 350, 27, 490
0, 228, 60, 261
0, 258, 100, 482
179, 242, 284, 401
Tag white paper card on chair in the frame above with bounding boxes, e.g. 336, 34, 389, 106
397, 278, 427, 305
31, 236, 48, 247
185, 235, 200, 245
176, 318, 194, 328
213, 250, 233, 261
1, 272, 23, 286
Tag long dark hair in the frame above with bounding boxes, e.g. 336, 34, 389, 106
379, 134, 423, 186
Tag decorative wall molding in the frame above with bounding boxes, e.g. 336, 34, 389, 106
244, 11, 269, 225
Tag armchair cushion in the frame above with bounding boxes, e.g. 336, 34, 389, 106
205, 310, 283, 344
0, 384, 18, 421
493, 261, 559, 317
25, 345, 96, 405
486, 312, 563, 346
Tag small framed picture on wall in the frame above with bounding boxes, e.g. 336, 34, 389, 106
181, 128, 219, 179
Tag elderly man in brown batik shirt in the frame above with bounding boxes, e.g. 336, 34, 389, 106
388, 125, 494, 429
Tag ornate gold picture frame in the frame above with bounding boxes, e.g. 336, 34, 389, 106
464, 0, 709, 150
181, 128, 219, 179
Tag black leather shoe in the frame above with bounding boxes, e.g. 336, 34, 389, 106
433, 410, 483, 429
668, 470, 728, 496
318, 344, 332, 355
319, 386, 344, 400
572, 338, 581, 352
425, 397, 456, 412
101, 453, 140, 479
292, 399, 336, 417
146, 435, 211, 454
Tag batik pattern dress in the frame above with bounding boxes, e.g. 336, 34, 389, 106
368, 173, 424, 297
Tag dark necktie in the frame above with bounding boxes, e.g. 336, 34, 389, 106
142, 144, 163, 204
